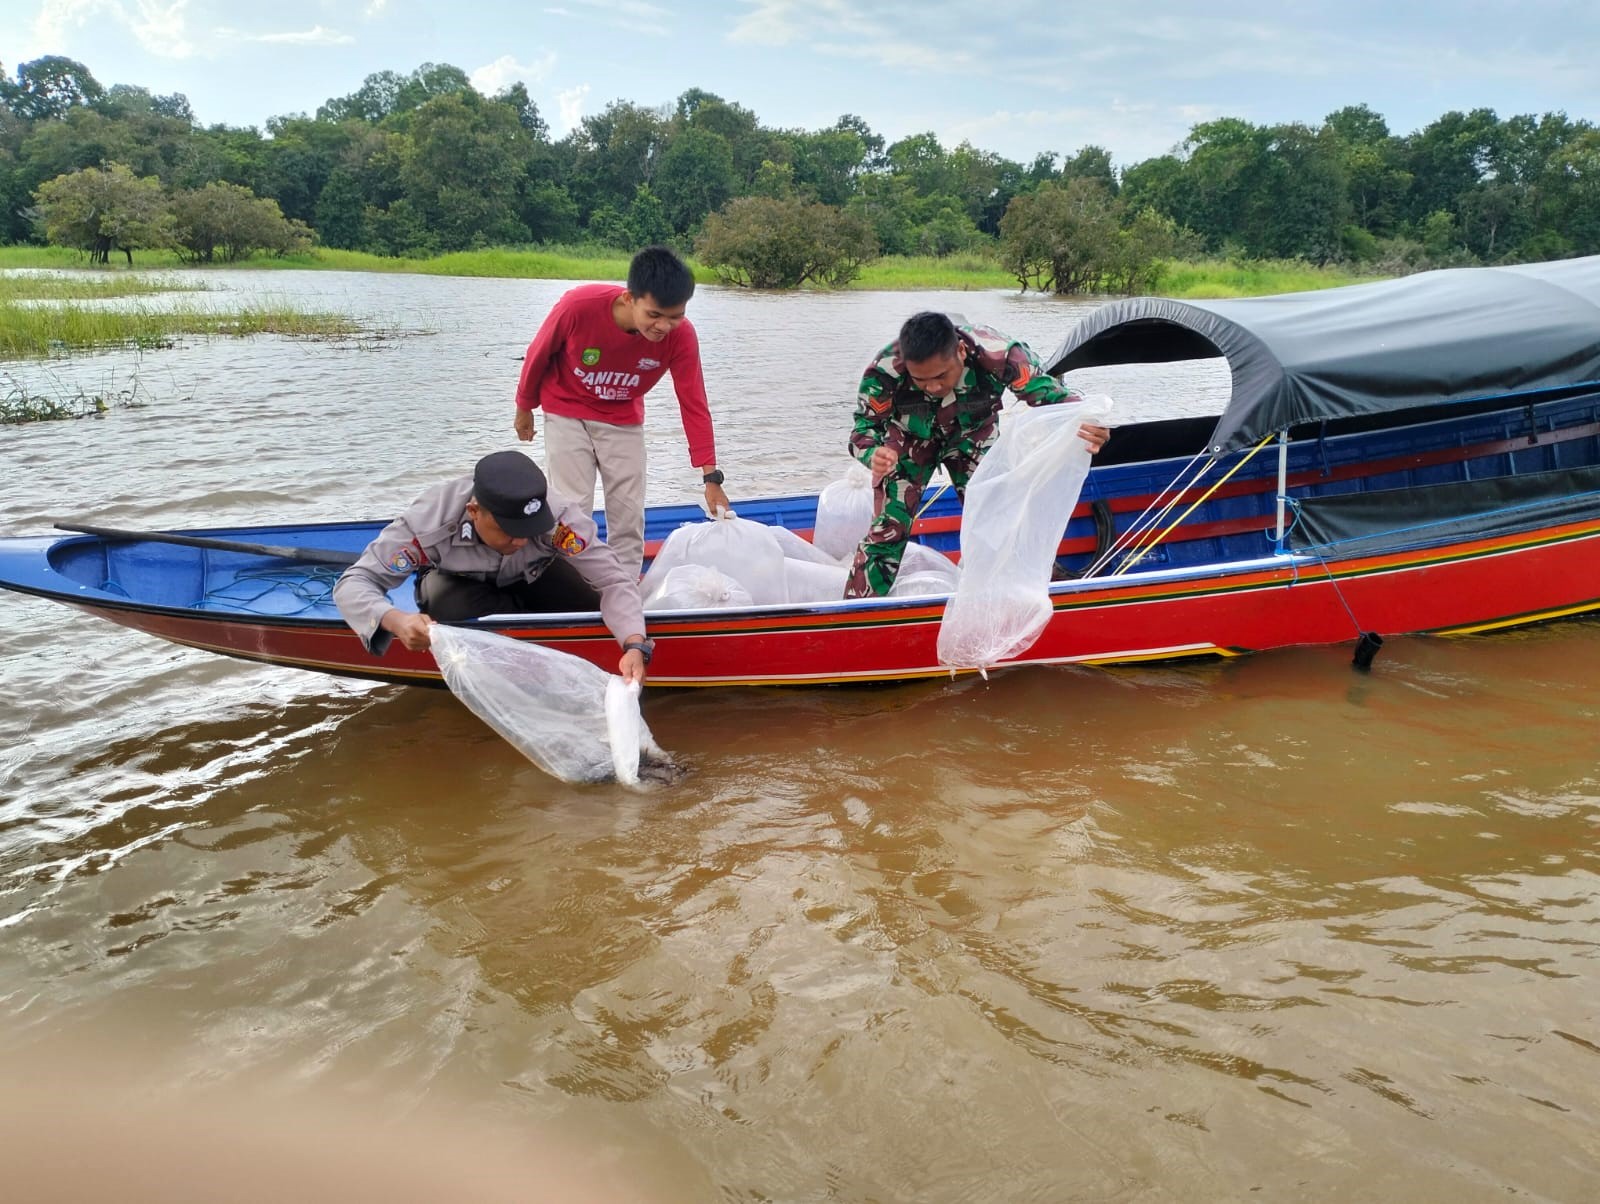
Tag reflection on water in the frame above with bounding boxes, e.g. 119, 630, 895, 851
2, 273, 1597, 1199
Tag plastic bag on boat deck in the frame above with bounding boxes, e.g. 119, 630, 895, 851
642, 512, 788, 605
812, 462, 877, 561
937, 395, 1114, 671
429, 624, 666, 785
899, 541, 960, 588
889, 570, 956, 598
646, 563, 754, 611
771, 524, 843, 566
783, 556, 850, 603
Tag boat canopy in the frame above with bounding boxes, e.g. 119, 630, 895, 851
1046, 255, 1600, 453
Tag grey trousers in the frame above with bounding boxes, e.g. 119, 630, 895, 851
543, 413, 648, 579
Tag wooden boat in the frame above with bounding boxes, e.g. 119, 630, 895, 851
3, 256, 1599, 688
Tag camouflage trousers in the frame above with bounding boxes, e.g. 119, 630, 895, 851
843, 417, 997, 598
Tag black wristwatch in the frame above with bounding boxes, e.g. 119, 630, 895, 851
702, 469, 725, 487
623, 638, 654, 664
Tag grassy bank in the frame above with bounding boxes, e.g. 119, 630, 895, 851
0, 243, 1382, 297
1157, 258, 1380, 298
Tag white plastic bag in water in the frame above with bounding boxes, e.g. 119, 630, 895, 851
937, 396, 1114, 671
430, 624, 665, 785
812, 461, 876, 561
604, 677, 644, 783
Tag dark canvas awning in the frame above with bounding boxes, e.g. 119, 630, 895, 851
1046, 256, 1600, 453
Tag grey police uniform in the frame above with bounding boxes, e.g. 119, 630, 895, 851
334, 476, 646, 657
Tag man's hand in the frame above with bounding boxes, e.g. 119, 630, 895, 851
869, 445, 897, 484
381, 609, 434, 652
618, 647, 648, 685
513, 409, 535, 442
1078, 423, 1111, 454
703, 480, 731, 518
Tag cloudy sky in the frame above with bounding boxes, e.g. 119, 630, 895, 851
6, 0, 1598, 165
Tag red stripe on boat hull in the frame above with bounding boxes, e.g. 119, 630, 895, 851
60, 519, 1600, 687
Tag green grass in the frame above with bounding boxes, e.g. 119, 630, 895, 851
852, 252, 1016, 290
0, 298, 365, 359
0, 242, 1388, 297
0, 272, 206, 301
1156, 258, 1382, 298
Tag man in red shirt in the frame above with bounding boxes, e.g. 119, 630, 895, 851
513, 246, 731, 577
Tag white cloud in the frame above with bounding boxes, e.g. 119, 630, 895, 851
730, 0, 891, 47
128, 0, 196, 58
561, 0, 669, 36
568, 0, 669, 19
232, 25, 356, 46
364, 0, 388, 14
557, 83, 591, 133
29, 0, 109, 50
943, 99, 1219, 167
27, 0, 198, 60
470, 53, 557, 96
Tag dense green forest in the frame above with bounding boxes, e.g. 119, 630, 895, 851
2, 54, 1597, 287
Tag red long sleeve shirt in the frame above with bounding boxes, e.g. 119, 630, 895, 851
514, 283, 717, 467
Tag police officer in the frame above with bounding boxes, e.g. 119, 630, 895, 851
843, 311, 1111, 598
334, 450, 653, 683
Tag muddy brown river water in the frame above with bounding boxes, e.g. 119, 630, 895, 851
1, 272, 1596, 1201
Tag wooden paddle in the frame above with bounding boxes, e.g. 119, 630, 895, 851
54, 522, 361, 567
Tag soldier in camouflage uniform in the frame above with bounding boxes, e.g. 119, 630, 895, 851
843, 311, 1109, 598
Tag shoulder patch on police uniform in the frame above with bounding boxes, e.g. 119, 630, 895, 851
386, 538, 430, 574
552, 522, 587, 557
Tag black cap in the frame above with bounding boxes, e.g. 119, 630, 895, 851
473, 450, 556, 538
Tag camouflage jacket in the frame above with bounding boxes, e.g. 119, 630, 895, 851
847, 322, 1082, 464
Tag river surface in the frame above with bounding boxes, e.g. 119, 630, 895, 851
1, 272, 1597, 1201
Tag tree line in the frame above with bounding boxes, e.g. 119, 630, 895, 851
2, 55, 1597, 291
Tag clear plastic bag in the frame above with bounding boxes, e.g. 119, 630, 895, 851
899, 541, 960, 588
889, 571, 956, 598
659, 513, 788, 605
770, 524, 841, 566
640, 511, 861, 610
812, 461, 876, 561
937, 396, 1114, 671
638, 523, 695, 605
430, 624, 666, 785
645, 563, 754, 611
783, 557, 850, 603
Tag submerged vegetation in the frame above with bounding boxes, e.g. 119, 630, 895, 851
0, 369, 156, 424
0, 272, 205, 300
0, 297, 364, 360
